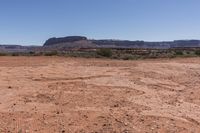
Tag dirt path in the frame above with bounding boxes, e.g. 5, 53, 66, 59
0, 57, 200, 132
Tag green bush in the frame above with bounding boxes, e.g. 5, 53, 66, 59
11, 53, 20, 56
0, 53, 7, 56
195, 50, 200, 56
97, 49, 112, 57
175, 51, 183, 55
186, 51, 191, 54
29, 51, 35, 55
44, 51, 58, 56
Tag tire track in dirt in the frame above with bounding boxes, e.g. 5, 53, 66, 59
127, 69, 200, 127
32, 75, 111, 82
1, 57, 200, 132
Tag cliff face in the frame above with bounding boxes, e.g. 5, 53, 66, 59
43, 36, 87, 46
2, 37, 200, 53
43, 36, 200, 49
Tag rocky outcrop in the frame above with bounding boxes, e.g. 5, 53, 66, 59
0, 45, 31, 52
92, 40, 200, 49
43, 36, 87, 46
43, 36, 200, 49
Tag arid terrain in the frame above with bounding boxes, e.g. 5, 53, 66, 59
0, 57, 200, 133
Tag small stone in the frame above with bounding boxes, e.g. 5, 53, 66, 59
124, 122, 128, 126
103, 124, 107, 127
114, 104, 119, 107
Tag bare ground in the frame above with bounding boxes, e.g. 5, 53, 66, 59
0, 57, 200, 133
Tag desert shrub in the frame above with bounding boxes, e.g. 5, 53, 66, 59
168, 54, 176, 58
186, 51, 191, 54
29, 51, 35, 55
195, 50, 200, 56
0, 53, 7, 56
96, 48, 112, 57
39, 52, 44, 56
65, 51, 99, 58
148, 52, 159, 58
44, 51, 58, 56
121, 54, 134, 60
175, 51, 183, 55
111, 54, 120, 59
11, 53, 20, 56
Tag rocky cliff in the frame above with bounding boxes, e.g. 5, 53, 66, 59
43, 36, 200, 49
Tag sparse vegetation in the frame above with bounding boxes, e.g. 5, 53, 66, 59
120, 54, 138, 60
175, 50, 183, 56
1, 48, 200, 60
11, 53, 20, 56
44, 51, 58, 56
97, 48, 112, 57
64, 51, 98, 58
29, 51, 35, 55
195, 50, 200, 56
0, 53, 7, 56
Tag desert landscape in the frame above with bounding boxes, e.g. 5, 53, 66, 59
0, 56, 199, 132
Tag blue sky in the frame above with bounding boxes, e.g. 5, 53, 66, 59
0, 0, 200, 45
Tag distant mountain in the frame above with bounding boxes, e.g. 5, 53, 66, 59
44, 36, 88, 46
43, 36, 200, 49
0, 45, 28, 52
1, 36, 200, 53
93, 39, 200, 49
0, 45, 40, 53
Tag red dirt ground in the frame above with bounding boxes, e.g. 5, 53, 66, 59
0, 57, 200, 133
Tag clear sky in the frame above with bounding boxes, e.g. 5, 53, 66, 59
0, 0, 200, 45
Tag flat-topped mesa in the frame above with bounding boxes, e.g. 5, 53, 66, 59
42, 36, 200, 49
43, 36, 87, 46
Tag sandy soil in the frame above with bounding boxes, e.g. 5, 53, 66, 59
0, 56, 200, 133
